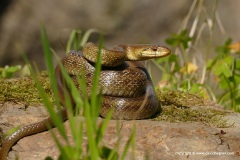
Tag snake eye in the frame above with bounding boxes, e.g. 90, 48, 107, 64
152, 47, 158, 51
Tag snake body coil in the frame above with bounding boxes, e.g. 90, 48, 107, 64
0, 42, 170, 159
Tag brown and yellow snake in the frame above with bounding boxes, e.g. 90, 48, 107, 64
0, 42, 170, 159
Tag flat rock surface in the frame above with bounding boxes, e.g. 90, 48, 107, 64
0, 102, 240, 160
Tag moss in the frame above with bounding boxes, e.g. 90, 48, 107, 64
157, 90, 207, 107
0, 71, 53, 105
154, 90, 232, 128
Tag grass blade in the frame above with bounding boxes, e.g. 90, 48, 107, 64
66, 29, 83, 53
90, 35, 104, 121
40, 25, 68, 140
79, 29, 98, 47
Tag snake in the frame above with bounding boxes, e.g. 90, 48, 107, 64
0, 42, 170, 159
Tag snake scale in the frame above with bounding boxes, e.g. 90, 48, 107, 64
0, 42, 170, 159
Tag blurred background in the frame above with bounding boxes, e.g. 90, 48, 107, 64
0, 0, 239, 69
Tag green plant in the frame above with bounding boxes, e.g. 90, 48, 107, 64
66, 29, 98, 53
156, 0, 240, 112
33, 27, 135, 159
207, 39, 240, 112
0, 65, 21, 78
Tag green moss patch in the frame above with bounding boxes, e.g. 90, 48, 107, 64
0, 71, 53, 105
155, 90, 232, 128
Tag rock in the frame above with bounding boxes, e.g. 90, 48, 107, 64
0, 102, 240, 160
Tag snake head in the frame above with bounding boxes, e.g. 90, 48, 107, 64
122, 45, 171, 61
138, 46, 171, 60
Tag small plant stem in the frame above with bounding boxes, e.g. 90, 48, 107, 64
179, 0, 198, 32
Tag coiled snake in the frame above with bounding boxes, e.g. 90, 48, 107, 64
0, 42, 170, 159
